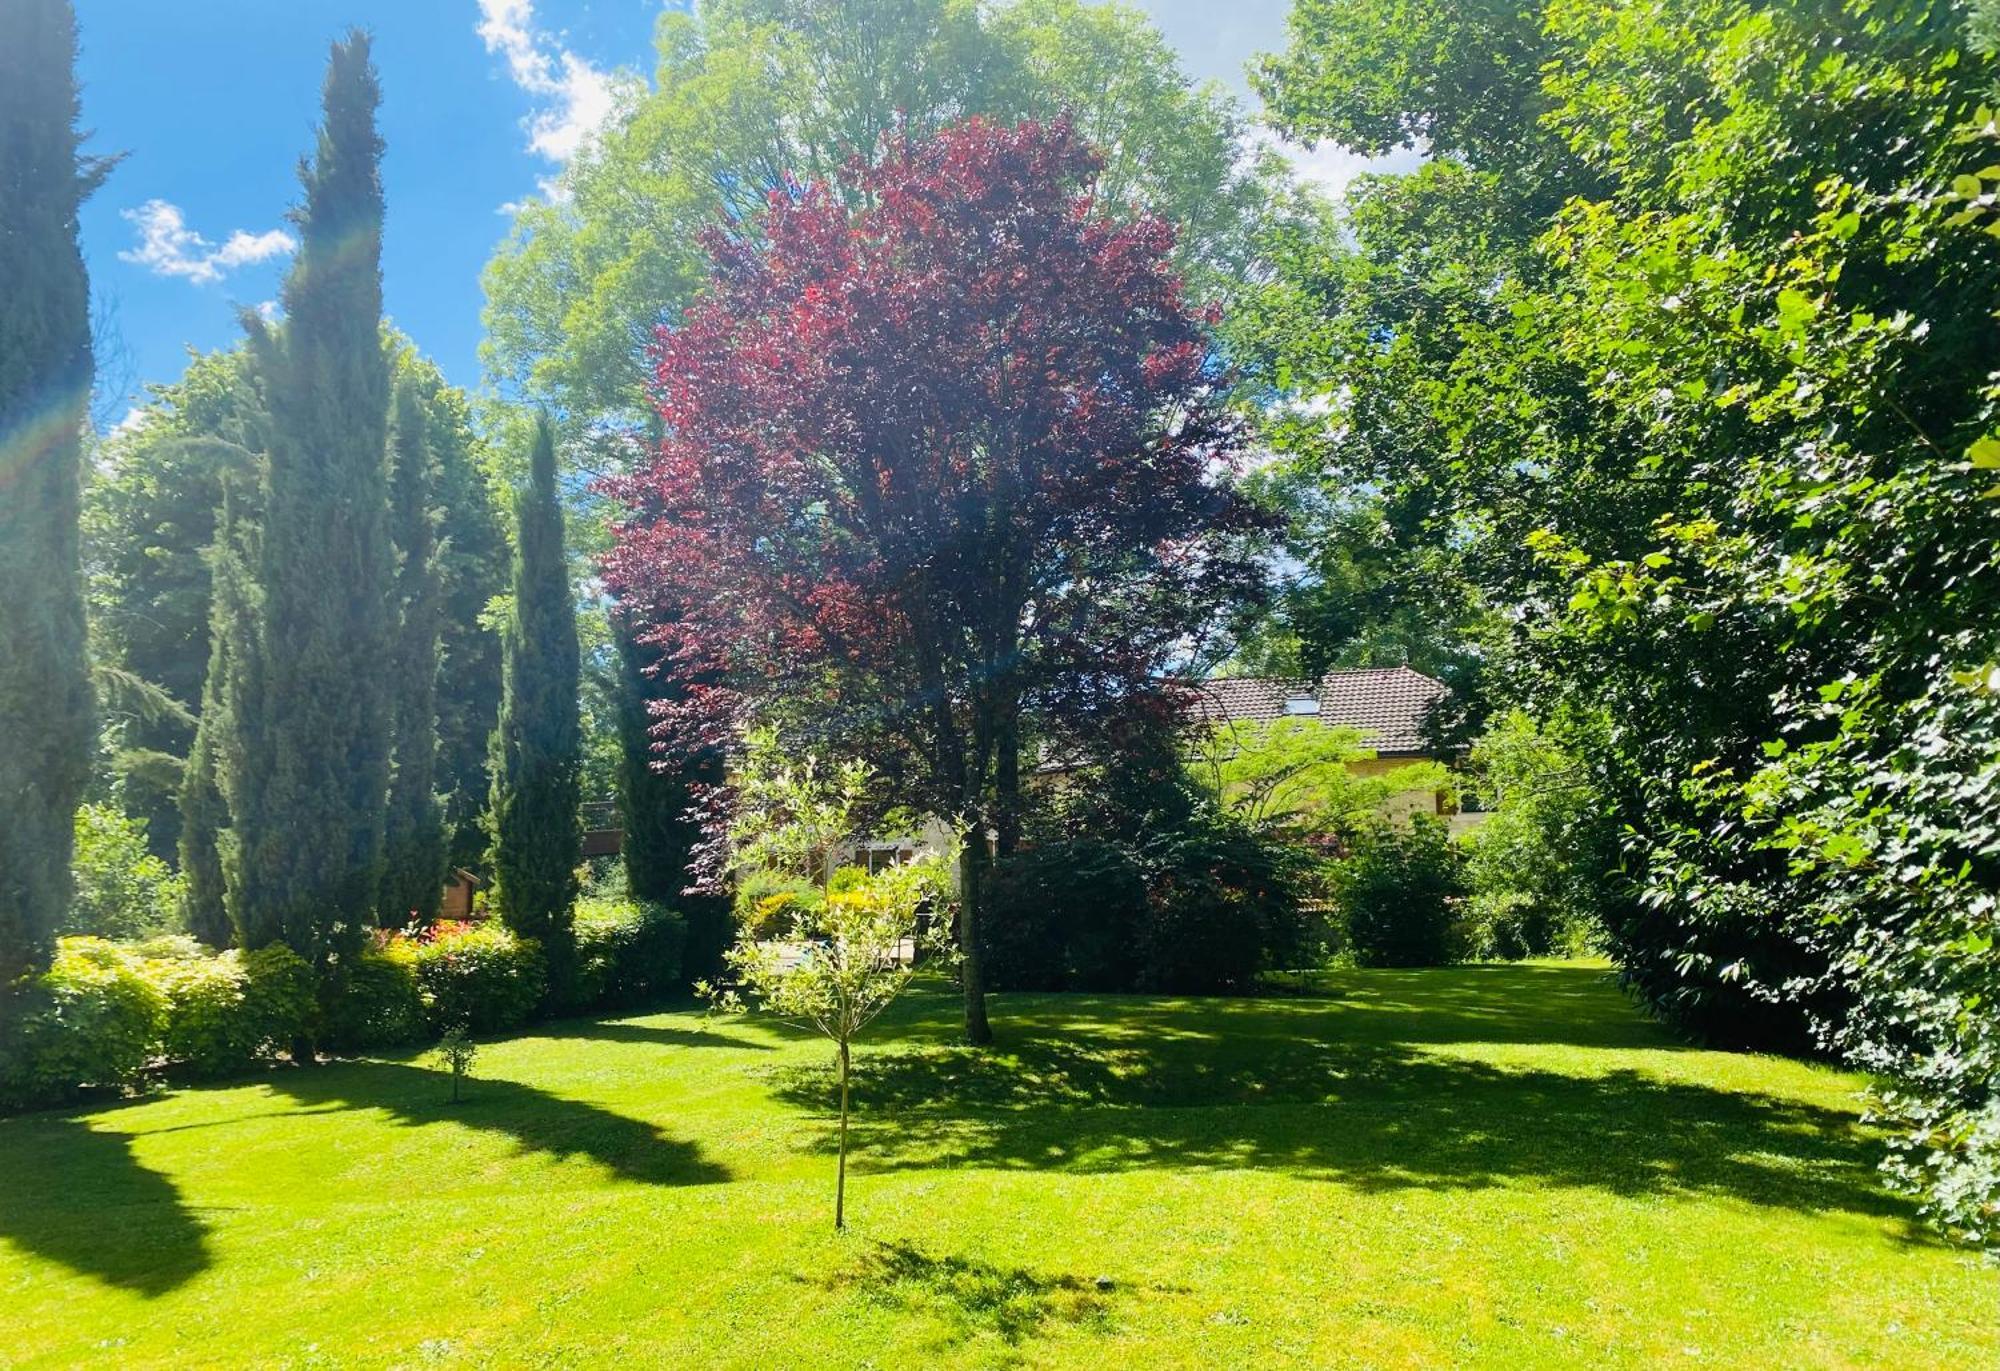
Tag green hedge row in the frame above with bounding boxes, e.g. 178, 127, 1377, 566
1, 900, 685, 1111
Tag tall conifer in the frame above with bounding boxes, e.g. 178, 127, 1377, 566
379, 377, 446, 926
489, 415, 580, 997
219, 33, 394, 1016
613, 613, 727, 981
176, 488, 249, 949
0, 0, 109, 1000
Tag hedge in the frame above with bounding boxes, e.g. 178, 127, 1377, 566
2, 904, 689, 1111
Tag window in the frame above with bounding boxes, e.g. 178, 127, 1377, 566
1284, 696, 1321, 715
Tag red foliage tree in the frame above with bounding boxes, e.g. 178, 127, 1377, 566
604, 117, 1268, 1043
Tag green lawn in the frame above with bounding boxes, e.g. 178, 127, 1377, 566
2, 962, 1994, 1368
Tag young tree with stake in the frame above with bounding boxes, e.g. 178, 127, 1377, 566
714, 860, 947, 1230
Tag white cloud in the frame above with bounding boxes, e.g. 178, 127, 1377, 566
109, 406, 152, 439
255, 299, 281, 323
477, 0, 617, 165
1261, 131, 1427, 205
117, 200, 295, 285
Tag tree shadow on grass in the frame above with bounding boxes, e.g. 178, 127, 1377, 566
882, 964, 1681, 1055
804, 1240, 1138, 1351
767, 999, 1914, 1229
0, 1112, 211, 1295
263, 1061, 731, 1187
521, 1018, 773, 1052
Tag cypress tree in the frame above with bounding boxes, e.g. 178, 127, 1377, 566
392, 354, 509, 873
176, 488, 249, 949
220, 33, 394, 1018
489, 414, 581, 998
379, 377, 446, 927
0, 0, 110, 1000
613, 612, 729, 982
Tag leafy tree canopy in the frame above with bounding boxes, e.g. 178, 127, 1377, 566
482, 0, 1290, 430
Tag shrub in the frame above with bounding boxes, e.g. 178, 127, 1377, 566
825, 865, 870, 896
155, 942, 313, 1078
983, 840, 1147, 992
239, 943, 315, 1051
407, 923, 545, 1034
1461, 711, 1613, 959
65, 804, 183, 940
153, 952, 252, 1074
1137, 819, 1312, 994
322, 943, 426, 1052
573, 898, 686, 1010
1338, 818, 1468, 968
1, 938, 166, 1108
983, 819, 1309, 996
732, 869, 821, 939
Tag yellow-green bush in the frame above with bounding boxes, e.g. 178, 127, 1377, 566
155, 942, 313, 1077
322, 942, 426, 1051
1, 938, 166, 1108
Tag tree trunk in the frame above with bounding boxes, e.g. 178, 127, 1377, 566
995, 712, 1021, 860
957, 829, 994, 1046
835, 1038, 850, 1230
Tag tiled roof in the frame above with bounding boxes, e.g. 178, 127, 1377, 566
1193, 666, 1448, 756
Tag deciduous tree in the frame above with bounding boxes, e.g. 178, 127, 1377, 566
606, 118, 1269, 1043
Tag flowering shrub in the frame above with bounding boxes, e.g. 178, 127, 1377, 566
405, 922, 545, 1034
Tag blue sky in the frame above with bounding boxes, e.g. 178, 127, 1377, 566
76, 1, 1388, 430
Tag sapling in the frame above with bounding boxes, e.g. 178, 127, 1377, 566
434, 1026, 478, 1102
710, 859, 951, 1229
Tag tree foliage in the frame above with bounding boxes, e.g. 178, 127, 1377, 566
614, 611, 726, 981
482, 0, 1284, 429
714, 860, 949, 1230
66, 804, 182, 941
0, 0, 107, 1004
1258, 0, 2000, 1246
488, 415, 581, 995
87, 343, 505, 872
217, 33, 395, 1006
1192, 716, 1449, 840
1461, 710, 1613, 958
606, 118, 1270, 1043
379, 377, 446, 927
82, 351, 262, 857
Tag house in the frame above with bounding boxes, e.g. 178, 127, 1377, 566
439, 867, 485, 922
835, 667, 1467, 871
1192, 666, 1461, 821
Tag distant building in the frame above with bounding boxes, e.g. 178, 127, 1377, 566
1193, 666, 1464, 822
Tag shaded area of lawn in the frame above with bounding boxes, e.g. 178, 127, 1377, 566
261, 1060, 733, 1189
520, 1016, 773, 1052
0, 1059, 729, 1297
766, 964, 1907, 1226
0, 1114, 212, 1296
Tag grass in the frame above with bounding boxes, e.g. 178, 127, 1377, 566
1, 961, 1994, 1368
